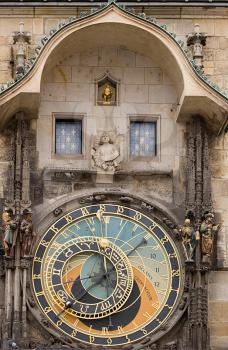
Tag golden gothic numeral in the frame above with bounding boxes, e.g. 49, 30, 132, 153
40, 240, 49, 247
172, 270, 180, 277
134, 212, 142, 221
89, 335, 95, 343
34, 256, 42, 262
65, 214, 73, 223
44, 306, 52, 314
117, 206, 124, 214
161, 236, 169, 244
51, 225, 59, 233
81, 207, 89, 216
71, 330, 77, 337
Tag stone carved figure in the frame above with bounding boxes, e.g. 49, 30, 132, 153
179, 218, 199, 261
20, 209, 35, 257
186, 24, 207, 69
2, 210, 17, 256
102, 84, 112, 103
92, 132, 121, 171
200, 213, 220, 261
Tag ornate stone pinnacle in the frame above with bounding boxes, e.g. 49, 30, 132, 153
12, 22, 31, 77
12, 21, 31, 45
186, 23, 207, 69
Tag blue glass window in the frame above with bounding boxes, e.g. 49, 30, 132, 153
55, 119, 82, 155
130, 121, 156, 156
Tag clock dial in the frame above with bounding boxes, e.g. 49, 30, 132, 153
32, 204, 183, 347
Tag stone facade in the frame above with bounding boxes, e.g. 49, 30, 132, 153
0, 2, 227, 350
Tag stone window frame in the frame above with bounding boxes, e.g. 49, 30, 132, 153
128, 114, 161, 162
52, 113, 86, 160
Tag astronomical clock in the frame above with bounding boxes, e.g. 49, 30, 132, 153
32, 203, 184, 348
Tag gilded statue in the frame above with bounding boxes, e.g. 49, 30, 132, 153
20, 209, 35, 257
2, 210, 17, 257
200, 213, 220, 260
179, 218, 199, 261
92, 132, 121, 171
102, 84, 112, 103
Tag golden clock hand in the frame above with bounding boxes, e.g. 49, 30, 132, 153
62, 271, 112, 285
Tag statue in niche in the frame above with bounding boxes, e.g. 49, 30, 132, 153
102, 84, 113, 103
179, 218, 199, 261
200, 212, 220, 261
20, 209, 35, 257
96, 72, 118, 106
2, 209, 18, 257
91, 132, 121, 171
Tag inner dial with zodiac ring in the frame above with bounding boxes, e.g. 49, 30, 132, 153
33, 204, 183, 347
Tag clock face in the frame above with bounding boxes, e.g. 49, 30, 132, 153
32, 204, 183, 347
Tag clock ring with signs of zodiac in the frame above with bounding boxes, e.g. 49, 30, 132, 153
32, 204, 184, 347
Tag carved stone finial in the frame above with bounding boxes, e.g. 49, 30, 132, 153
186, 24, 207, 69
12, 22, 31, 77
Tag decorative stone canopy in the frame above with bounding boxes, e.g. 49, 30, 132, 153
0, 1, 227, 131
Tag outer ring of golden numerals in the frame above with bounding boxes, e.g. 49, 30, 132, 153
32, 204, 182, 347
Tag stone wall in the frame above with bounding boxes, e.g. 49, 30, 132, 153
38, 46, 181, 209
0, 4, 227, 350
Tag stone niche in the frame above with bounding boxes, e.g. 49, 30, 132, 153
95, 71, 119, 106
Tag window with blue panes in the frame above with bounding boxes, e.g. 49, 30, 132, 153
55, 119, 82, 155
130, 121, 156, 157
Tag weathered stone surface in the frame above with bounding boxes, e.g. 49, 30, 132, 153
53, 65, 72, 83
72, 67, 92, 83
145, 68, 163, 84
0, 6, 227, 350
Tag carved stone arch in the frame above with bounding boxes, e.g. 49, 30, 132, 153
95, 70, 120, 106
0, 3, 227, 131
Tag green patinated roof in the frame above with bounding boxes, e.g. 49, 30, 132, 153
1, 0, 227, 100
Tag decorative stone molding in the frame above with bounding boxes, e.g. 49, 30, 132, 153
0, 2, 226, 100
